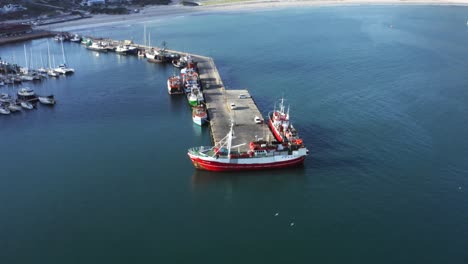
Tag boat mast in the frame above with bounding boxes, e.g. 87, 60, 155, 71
61, 38, 66, 65
47, 41, 52, 69
143, 24, 146, 46
227, 122, 233, 159
23, 44, 28, 72
29, 47, 33, 70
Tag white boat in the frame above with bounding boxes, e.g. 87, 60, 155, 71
20, 74, 34, 81
18, 88, 35, 97
0, 93, 12, 103
7, 102, 21, 112
70, 34, 81, 42
116, 45, 130, 54
0, 105, 11, 115
0, 80, 4, 86
38, 95, 56, 105
55, 39, 74, 74
48, 69, 58, 77
20, 101, 34, 110
87, 42, 108, 52
54, 64, 74, 75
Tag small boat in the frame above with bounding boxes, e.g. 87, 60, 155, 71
54, 34, 65, 41
167, 75, 183, 95
47, 69, 59, 77
18, 88, 35, 97
38, 95, 56, 105
0, 80, 4, 86
192, 105, 208, 126
70, 34, 81, 42
20, 74, 34, 81
20, 101, 34, 110
115, 45, 130, 54
37, 67, 48, 73
81, 38, 92, 46
0, 93, 12, 103
87, 42, 108, 52
0, 105, 11, 115
54, 64, 74, 75
172, 59, 186, 68
17, 88, 38, 102
137, 50, 146, 57
7, 102, 21, 112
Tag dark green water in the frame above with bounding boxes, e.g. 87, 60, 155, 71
1, 6, 468, 263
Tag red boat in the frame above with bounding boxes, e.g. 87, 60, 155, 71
167, 75, 183, 95
268, 98, 302, 144
187, 123, 308, 171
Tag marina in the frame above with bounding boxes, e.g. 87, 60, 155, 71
54, 33, 305, 170
2, 6, 468, 263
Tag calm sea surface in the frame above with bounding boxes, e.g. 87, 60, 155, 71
1, 6, 468, 263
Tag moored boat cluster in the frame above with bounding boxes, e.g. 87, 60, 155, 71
0, 87, 55, 115
68, 31, 309, 172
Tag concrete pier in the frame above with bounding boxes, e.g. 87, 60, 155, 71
193, 55, 274, 151
83, 37, 275, 151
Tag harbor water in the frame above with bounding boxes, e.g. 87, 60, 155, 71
1, 6, 468, 263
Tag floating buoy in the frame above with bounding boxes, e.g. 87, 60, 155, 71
290, 222, 295, 227
275, 213, 279, 216
95, 53, 99, 57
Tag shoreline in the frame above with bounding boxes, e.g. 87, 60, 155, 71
36, 0, 468, 32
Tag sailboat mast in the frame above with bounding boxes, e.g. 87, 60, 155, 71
61, 39, 66, 64
143, 24, 146, 46
47, 41, 51, 69
30, 47, 33, 70
23, 44, 28, 70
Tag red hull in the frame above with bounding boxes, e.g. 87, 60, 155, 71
188, 155, 305, 172
268, 118, 284, 143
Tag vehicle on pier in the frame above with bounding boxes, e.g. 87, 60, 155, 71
187, 123, 308, 171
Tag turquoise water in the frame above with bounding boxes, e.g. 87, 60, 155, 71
1, 6, 468, 263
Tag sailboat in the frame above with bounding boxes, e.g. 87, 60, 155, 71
47, 42, 58, 77
54, 39, 74, 75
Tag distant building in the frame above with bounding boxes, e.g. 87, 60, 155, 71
80, 0, 106, 6
0, 4, 27, 14
0, 23, 32, 37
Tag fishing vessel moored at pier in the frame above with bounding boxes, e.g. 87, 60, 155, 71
187, 123, 308, 171
268, 98, 301, 144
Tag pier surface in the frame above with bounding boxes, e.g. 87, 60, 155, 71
193, 55, 274, 151
80, 37, 274, 151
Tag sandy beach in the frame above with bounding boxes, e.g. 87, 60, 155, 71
38, 0, 468, 32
